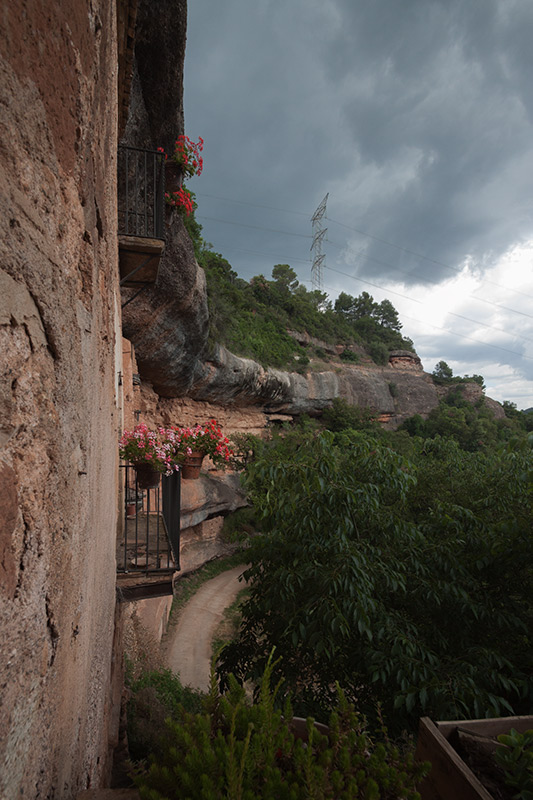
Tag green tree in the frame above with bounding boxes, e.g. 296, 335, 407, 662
433, 360, 453, 381
271, 264, 299, 292
219, 430, 533, 732
375, 298, 402, 331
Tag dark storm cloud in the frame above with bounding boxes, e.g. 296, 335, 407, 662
321, 0, 533, 282
185, 0, 533, 288
183, 0, 533, 403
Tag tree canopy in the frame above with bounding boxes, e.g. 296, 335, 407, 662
219, 427, 533, 732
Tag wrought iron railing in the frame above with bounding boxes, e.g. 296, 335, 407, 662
117, 464, 181, 575
118, 146, 165, 239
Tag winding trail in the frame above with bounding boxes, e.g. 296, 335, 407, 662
163, 565, 247, 691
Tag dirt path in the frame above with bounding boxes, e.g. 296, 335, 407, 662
163, 565, 247, 691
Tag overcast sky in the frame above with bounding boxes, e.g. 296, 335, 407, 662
183, 0, 533, 408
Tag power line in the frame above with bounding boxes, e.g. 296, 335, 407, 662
212, 245, 311, 264
321, 266, 533, 361
195, 191, 533, 302
326, 239, 533, 322
202, 234, 533, 345
313, 277, 533, 363
194, 191, 309, 217
196, 204, 533, 345
399, 311, 533, 362
325, 217, 533, 302
324, 261, 533, 344
197, 215, 312, 239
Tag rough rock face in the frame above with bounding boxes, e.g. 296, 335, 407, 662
134, 346, 503, 435
180, 473, 247, 530
120, 0, 210, 396
184, 345, 440, 427
437, 381, 506, 420
121, 212, 210, 395
0, 3, 121, 797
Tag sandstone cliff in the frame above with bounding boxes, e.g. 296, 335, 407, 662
119, 0, 503, 429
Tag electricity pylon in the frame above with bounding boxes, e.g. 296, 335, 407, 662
311, 193, 328, 292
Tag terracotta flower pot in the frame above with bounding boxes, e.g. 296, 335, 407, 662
133, 463, 161, 490
181, 451, 205, 480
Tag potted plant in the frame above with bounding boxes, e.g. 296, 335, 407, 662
176, 420, 233, 479
165, 185, 195, 216
415, 714, 533, 799
158, 135, 203, 194
119, 423, 181, 489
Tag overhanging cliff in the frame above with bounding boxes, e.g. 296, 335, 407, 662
119, 0, 503, 428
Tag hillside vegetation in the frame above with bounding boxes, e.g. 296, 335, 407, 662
201, 252, 413, 368
184, 209, 414, 368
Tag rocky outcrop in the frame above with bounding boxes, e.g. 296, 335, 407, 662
120, 0, 210, 396
132, 343, 503, 432
437, 381, 506, 420
180, 473, 247, 530
179, 345, 439, 427
121, 212, 210, 396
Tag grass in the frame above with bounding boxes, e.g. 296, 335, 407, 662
212, 586, 249, 655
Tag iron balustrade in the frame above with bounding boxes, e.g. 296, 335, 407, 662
118, 464, 181, 575
118, 145, 165, 239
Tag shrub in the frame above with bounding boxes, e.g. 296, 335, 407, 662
366, 340, 390, 365
322, 397, 376, 432
127, 668, 204, 762
134, 655, 429, 799
340, 349, 360, 363
221, 507, 256, 543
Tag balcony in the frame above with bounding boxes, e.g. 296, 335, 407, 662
117, 146, 166, 305
116, 464, 180, 600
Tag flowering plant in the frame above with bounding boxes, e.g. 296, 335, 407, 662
158, 135, 203, 179
165, 185, 195, 216
119, 424, 182, 475
176, 420, 233, 467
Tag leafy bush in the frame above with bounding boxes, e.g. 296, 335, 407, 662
221, 507, 256, 543
218, 430, 533, 733
401, 391, 526, 452
366, 340, 390, 365
127, 668, 204, 762
494, 727, 533, 799
340, 349, 360, 363
134, 655, 429, 799
322, 397, 377, 432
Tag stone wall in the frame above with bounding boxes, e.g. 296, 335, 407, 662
0, 3, 122, 797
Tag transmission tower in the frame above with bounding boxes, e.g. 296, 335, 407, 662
311, 193, 328, 291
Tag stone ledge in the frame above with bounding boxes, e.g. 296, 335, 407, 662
180, 471, 247, 529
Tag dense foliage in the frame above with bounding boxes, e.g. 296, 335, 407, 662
182, 205, 415, 368
134, 655, 429, 799
399, 387, 529, 452
199, 252, 413, 368
218, 427, 533, 734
